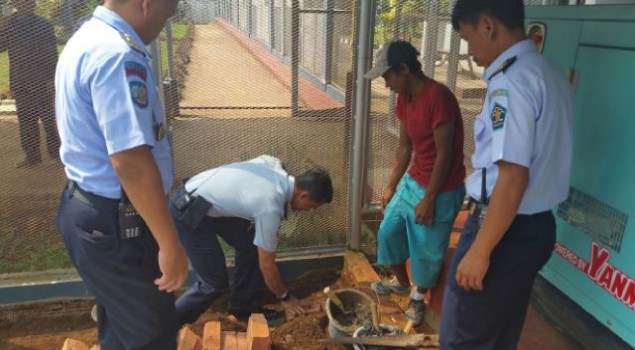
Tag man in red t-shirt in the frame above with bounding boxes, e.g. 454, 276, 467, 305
365, 41, 466, 325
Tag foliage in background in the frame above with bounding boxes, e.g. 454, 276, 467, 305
374, 0, 448, 47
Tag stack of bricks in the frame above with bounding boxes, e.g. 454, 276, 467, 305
61, 314, 271, 350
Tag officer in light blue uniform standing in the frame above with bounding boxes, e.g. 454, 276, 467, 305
55, 0, 187, 349
440, 0, 573, 349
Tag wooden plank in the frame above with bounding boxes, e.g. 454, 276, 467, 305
319, 334, 440, 348
246, 313, 270, 350
221, 331, 238, 350
61, 339, 89, 350
203, 321, 222, 350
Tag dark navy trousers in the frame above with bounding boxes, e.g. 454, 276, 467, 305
56, 184, 177, 350
439, 210, 556, 350
169, 201, 264, 326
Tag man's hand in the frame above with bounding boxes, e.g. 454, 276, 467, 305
414, 195, 435, 225
154, 241, 188, 293
281, 295, 306, 320
381, 188, 395, 213
455, 246, 489, 291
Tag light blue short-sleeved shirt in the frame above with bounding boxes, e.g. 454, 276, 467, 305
56, 6, 173, 199
185, 155, 294, 252
466, 39, 573, 214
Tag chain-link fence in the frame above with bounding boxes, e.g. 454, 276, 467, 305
361, 0, 570, 248
0, 0, 594, 279
367, 0, 482, 208
0, 0, 69, 275
0, 0, 353, 276
172, 0, 351, 255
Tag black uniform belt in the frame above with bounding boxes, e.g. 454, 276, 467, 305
68, 181, 119, 209
467, 197, 488, 217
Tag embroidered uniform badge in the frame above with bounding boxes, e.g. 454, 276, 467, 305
489, 89, 508, 101
491, 103, 507, 130
129, 81, 148, 108
125, 61, 147, 81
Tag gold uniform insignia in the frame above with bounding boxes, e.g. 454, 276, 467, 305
120, 32, 144, 56
155, 123, 166, 142
488, 56, 517, 80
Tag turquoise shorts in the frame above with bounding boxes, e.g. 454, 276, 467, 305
377, 174, 465, 288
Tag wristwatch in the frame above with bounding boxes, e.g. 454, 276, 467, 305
277, 290, 290, 302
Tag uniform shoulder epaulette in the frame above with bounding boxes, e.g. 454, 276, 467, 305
119, 32, 145, 57
488, 56, 517, 80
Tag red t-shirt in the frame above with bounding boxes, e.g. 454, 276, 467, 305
396, 79, 465, 192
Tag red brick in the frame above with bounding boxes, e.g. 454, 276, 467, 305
178, 326, 203, 350
61, 339, 89, 350
343, 252, 380, 287
247, 313, 270, 350
203, 321, 222, 350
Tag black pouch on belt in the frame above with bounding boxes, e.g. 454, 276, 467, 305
118, 189, 150, 240
179, 195, 212, 230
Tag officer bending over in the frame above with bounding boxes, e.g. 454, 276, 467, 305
170, 155, 333, 325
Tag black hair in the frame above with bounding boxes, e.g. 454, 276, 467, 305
386, 40, 422, 74
452, 0, 525, 32
296, 168, 333, 203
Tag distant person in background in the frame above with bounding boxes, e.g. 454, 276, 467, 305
0, 0, 60, 168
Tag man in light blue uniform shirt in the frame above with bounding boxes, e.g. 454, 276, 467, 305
440, 0, 573, 348
55, 0, 187, 348
169, 155, 333, 325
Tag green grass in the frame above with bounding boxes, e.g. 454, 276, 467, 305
160, 23, 190, 78
0, 25, 190, 94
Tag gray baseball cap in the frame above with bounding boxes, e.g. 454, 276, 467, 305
364, 45, 391, 80
364, 41, 421, 80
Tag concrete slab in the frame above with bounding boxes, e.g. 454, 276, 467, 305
179, 23, 294, 117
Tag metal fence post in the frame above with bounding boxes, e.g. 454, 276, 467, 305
270, 0, 276, 49
348, 0, 376, 250
291, 0, 299, 116
149, 40, 166, 125
422, 0, 440, 78
386, 0, 403, 133
447, 29, 461, 92
324, 0, 334, 84
163, 19, 179, 121
248, 0, 254, 37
